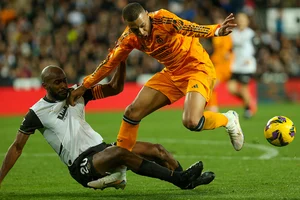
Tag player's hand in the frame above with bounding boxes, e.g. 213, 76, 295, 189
67, 85, 87, 106
218, 13, 237, 36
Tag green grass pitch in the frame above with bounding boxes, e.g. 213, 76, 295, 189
0, 103, 299, 200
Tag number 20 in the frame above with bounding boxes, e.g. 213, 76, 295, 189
80, 158, 89, 174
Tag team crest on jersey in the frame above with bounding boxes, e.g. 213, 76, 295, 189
156, 35, 164, 44
57, 105, 68, 121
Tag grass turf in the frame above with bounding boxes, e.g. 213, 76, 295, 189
0, 103, 299, 200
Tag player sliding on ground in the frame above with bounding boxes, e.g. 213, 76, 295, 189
0, 64, 215, 190
69, 3, 244, 153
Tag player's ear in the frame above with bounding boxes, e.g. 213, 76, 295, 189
42, 82, 47, 90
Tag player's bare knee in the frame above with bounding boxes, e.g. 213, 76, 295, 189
182, 115, 205, 131
182, 117, 199, 130
124, 104, 142, 120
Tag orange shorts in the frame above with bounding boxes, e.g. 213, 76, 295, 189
145, 64, 216, 104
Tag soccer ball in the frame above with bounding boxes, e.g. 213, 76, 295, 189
264, 116, 296, 147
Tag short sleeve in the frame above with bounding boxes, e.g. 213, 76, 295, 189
19, 109, 44, 134
82, 89, 94, 105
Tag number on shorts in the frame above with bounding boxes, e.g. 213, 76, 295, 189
80, 158, 89, 175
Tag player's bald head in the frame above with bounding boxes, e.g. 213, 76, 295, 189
41, 65, 65, 83
41, 65, 68, 101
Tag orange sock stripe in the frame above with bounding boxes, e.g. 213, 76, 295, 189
123, 115, 141, 125
202, 111, 228, 130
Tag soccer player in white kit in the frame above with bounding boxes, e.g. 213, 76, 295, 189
228, 13, 257, 119
0, 63, 214, 190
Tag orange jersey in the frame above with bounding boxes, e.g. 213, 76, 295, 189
210, 36, 233, 82
83, 9, 220, 88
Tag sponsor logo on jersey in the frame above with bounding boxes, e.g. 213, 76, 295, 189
57, 105, 68, 121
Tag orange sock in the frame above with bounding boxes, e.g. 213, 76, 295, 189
202, 111, 228, 130
117, 117, 140, 151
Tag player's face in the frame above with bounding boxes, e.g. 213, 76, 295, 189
236, 14, 249, 30
47, 73, 68, 101
127, 11, 151, 38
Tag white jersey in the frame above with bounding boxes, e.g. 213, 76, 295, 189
231, 27, 256, 74
19, 91, 103, 166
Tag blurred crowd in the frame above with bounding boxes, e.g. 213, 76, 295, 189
0, 0, 299, 86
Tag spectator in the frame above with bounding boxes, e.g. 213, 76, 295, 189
0, 0, 299, 87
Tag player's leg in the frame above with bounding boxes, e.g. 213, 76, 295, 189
183, 90, 229, 131
132, 141, 183, 171
206, 81, 219, 112
227, 78, 241, 98
89, 146, 203, 189
239, 73, 256, 118
240, 83, 252, 118
182, 74, 244, 151
229, 73, 255, 118
133, 141, 215, 188
181, 72, 227, 131
117, 86, 170, 151
117, 71, 183, 151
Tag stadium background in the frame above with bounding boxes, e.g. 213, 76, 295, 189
1, 1, 300, 199
0, 0, 299, 114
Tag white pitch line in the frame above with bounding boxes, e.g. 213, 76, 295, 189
0, 153, 300, 161
0, 153, 299, 160
244, 143, 279, 160
1, 138, 295, 160
173, 155, 300, 161
140, 138, 279, 160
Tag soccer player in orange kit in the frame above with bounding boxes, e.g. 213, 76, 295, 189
69, 3, 244, 153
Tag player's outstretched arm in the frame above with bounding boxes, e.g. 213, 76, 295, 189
160, 9, 219, 38
217, 13, 237, 36
67, 61, 126, 106
0, 131, 30, 188
71, 61, 126, 105
68, 85, 87, 106
101, 60, 126, 98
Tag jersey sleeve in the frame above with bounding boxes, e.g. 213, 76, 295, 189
82, 85, 104, 105
157, 9, 220, 38
82, 29, 137, 89
19, 109, 44, 134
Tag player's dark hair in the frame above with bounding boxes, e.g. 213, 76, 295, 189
122, 3, 145, 22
